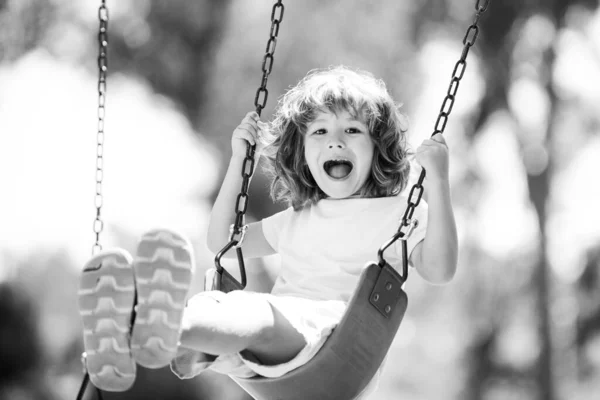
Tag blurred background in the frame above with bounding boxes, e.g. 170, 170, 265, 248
1, 0, 600, 399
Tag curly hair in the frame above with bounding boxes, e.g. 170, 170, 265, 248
261, 65, 411, 210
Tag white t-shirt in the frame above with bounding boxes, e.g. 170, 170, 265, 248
262, 195, 428, 302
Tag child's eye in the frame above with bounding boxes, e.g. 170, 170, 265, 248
312, 129, 326, 135
346, 127, 362, 134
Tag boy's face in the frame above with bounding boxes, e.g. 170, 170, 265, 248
303, 109, 374, 199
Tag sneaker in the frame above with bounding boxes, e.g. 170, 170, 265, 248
78, 249, 137, 392
130, 229, 195, 369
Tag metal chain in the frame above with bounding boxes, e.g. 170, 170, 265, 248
378, 0, 490, 272
214, 1, 285, 285
92, 0, 109, 255
78, 2, 110, 400
236, 0, 284, 231
78, 3, 110, 400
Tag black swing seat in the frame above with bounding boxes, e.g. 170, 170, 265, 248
205, 261, 408, 400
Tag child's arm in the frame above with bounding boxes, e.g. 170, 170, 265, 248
410, 133, 458, 284
206, 111, 276, 259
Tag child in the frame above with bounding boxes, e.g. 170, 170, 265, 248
78, 66, 457, 398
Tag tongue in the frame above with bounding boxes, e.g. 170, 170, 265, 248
329, 164, 351, 179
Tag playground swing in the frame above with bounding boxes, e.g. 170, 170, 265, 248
207, 2, 490, 400
77, 1, 490, 399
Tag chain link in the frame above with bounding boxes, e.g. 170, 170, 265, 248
215, 1, 285, 283
93, 0, 108, 255
379, 0, 490, 270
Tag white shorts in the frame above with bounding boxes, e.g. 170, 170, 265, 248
170, 290, 346, 379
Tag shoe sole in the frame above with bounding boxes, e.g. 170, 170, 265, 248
78, 249, 136, 392
130, 229, 194, 369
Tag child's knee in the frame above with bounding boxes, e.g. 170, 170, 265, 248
179, 292, 222, 341
179, 290, 275, 349
222, 291, 277, 338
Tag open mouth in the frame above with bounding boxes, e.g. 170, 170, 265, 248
323, 159, 354, 179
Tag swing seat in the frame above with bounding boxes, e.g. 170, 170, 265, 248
205, 262, 408, 400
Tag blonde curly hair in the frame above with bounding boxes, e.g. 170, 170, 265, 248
261, 65, 411, 210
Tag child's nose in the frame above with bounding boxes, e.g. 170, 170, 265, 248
327, 134, 345, 149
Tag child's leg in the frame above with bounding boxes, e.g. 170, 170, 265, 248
130, 229, 194, 368
179, 291, 306, 366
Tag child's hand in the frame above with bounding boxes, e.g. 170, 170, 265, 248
415, 133, 449, 183
232, 111, 266, 159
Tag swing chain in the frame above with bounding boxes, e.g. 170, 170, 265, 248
254, 0, 284, 116
378, 0, 490, 272
237, 0, 284, 229
214, 1, 285, 284
92, 0, 109, 255
78, 3, 110, 400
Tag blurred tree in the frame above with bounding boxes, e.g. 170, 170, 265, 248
576, 246, 600, 378
108, 0, 231, 124
0, 282, 57, 400
448, 0, 600, 399
0, 0, 53, 62
0, 282, 42, 386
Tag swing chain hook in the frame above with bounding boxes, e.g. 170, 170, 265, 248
214, 1, 285, 288
377, 179, 424, 278
92, 0, 109, 256
229, 224, 249, 248
476, 0, 491, 13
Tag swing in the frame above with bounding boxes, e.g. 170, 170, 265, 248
208, 1, 490, 399
77, 1, 490, 399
